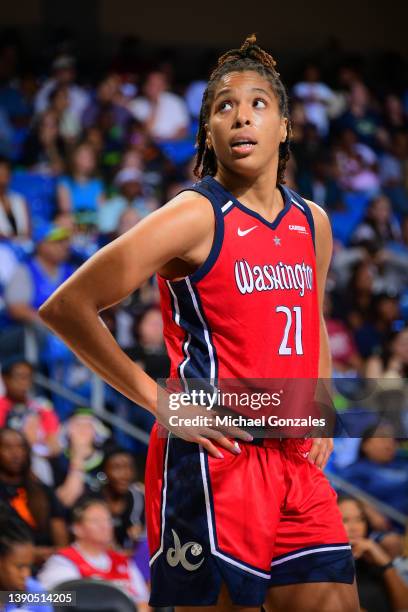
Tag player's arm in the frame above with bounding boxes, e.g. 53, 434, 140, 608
38, 192, 213, 413
308, 201, 333, 380
39, 193, 251, 457
305, 200, 334, 468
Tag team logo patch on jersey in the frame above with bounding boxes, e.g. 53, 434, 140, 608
289, 224, 308, 235
166, 529, 204, 571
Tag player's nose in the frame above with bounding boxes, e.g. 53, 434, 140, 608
233, 103, 252, 127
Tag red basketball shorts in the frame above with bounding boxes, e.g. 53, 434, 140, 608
145, 423, 354, 606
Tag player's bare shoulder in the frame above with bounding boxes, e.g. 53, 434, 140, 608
148, 187, 216, 278
303, 199, 332, 237
303, 198, 332, 243
303, 198, 333, 265
151, 188, 215, 252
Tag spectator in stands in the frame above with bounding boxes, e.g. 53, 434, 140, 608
0, 428, 68, 562
382, 94, 408, 136
354, 293, 402, 361
54, 409, 111, 507
297, 155, 344, 210
334, 127, 380, 195
34, 55, 89, 126
366, 326, 408, 378
290, 121, 325, 177
0, 156, 30, 240
0, 239, 20, 362
331, 260, 375, 335
341, 424, 408, 533
292, 63, 335, 137
380, 130, 408, 215
129, 306, 169, 381
338, 495, 408, 612
351, 194, 401, 250
96, 448, 145, 551
0, 359, 60, 459
335, 82, 381, 149
57, 143, 105, 223
82, 74, 133, 137
21, 110, 66, 175
324, 292, 363, 375
46, 83, 81, 143
38, 497, 149, 609
0, 108, 14, 158
0, 506, 53, 612
129, 70, 189, 141
98, 168, 156, 235
4, 222, 74, 360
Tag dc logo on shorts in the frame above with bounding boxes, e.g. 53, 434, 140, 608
166, 529, 204, 571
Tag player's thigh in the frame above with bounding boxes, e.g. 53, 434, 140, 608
175, 582, 261, 612
264, 580, 360, 612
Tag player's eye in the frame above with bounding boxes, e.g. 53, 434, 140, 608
254, 98, 267, 108
218, 100, 233, 112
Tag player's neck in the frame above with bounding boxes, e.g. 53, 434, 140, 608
214, 165, 283, 220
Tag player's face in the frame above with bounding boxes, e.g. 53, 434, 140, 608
206, 70, 287, 178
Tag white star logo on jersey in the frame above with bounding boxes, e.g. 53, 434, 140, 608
237, 225, 258, 237
273, 236, 281, 246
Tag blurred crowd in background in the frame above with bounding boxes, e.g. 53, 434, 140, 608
0, 29, 408, 612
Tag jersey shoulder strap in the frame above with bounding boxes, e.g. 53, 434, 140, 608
285, 186, 316, 251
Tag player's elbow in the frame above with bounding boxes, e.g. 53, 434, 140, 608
38, 289, 77, 329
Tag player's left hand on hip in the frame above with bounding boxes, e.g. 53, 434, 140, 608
307, 437, 333, 469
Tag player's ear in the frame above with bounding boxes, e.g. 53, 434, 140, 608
280, 117, 288, 143
205, 123, 213, 150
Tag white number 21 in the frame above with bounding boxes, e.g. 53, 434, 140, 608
276, 306, 303, 355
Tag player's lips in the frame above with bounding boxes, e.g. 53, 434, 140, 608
230, 134, 258, 156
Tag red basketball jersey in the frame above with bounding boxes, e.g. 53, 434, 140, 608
158, 176, 320, 384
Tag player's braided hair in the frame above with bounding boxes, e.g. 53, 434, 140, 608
194, 34, 291, 184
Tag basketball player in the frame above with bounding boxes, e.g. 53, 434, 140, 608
39, 36, 359, 612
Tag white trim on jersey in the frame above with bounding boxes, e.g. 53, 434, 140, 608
199, 447, 271, 580
166, 280, 181, 326
166, 280, 190, 392
185, 277, 216, 385
221, 199, 233, 214
149, 433, 171, 567
271, 544, 352, 567
291, 198, 305, 212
